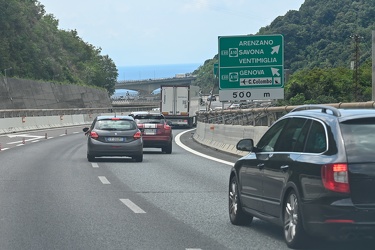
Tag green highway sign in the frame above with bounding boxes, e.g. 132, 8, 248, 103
218, 34, 284, 91
213, 63, 218, 77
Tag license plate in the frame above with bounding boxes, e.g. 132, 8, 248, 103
144, 129, 156, 135
106, 137, 125, 142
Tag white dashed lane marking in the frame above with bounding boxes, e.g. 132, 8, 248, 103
120, 199, 146, 214
92, 163, 99, 168
98, 176, 111, 184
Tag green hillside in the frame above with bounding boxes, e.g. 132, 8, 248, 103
259, 0, 375, 72
0, 0, 117, 95
194, 0, 374, 104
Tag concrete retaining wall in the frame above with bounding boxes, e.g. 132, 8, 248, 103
0, 78, 111, 109
193, 122, 269, 156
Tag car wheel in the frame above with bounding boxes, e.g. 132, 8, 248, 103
283, 190, 309, 248
87, 154, 95, 162
229, 175, 253, 225
162, 142, 172, 154
133, 154, 143, 162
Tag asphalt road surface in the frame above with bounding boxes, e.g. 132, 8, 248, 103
0, 127, 373, 250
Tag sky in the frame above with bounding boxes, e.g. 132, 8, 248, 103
40, 0, 305, 67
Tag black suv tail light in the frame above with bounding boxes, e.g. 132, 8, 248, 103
321, 163, 350, 193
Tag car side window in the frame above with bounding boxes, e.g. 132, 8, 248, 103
256, 119, 288, 152
274, 118, 308, 152
293, 119, 312, 152
305, 120, 327, 153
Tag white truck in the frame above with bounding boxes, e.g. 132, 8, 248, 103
160, 85, 200, 127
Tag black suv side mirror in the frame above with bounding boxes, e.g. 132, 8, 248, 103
236, 139, 254, 152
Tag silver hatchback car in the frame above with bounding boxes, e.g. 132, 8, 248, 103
83, 115, 143, 162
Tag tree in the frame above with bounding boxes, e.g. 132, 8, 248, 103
0, 0, 118, 95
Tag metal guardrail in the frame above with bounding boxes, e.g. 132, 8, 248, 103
2, 101, 375, 124
197, 102, 375, 126
0, 106, 156, 118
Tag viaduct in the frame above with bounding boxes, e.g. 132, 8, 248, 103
115, 76, 197, 95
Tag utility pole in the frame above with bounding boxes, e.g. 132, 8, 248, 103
351, 34, 361, 101
4, 67, 12, 78
3, 67, 13, 102
372, 31, 375, 101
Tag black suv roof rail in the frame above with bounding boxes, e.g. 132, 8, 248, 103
291, 105, 341, 117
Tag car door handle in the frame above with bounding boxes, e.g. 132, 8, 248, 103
280, 165, 289, 171
257, 163, 265, 169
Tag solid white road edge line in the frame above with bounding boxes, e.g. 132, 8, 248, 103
98, 176, 111, 184
120, 199, 146, 213
175, 129, 235, 167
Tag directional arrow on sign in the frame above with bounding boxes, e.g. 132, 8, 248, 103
271, 68, 280, 76
271, 45, 280, 55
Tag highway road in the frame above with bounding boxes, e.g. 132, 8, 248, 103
0, 127, 373, 250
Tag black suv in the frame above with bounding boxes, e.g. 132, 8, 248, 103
229, 105, 375, 248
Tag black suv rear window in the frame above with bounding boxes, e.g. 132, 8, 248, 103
340, 118, 375, 162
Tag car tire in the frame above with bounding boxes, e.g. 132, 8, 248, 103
162, 142, 172, 154
283, 190, 309, 249
229, 175, 253, 225
133, 154, 143, 162
87, 154, 95, 162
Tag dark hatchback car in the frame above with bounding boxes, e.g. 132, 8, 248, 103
130, 112, 173, 154
83, 115, 143, 162
229, 105, 375, 248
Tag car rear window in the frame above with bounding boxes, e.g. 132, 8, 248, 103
95, 119, 136, 130
134, 115, 164, 124
340, 118, 375, 162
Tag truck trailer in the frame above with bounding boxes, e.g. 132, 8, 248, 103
160, 85, 200, 128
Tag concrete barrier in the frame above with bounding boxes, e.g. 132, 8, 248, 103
0, 112, 268, 157
193, 122, 269, 156
0, 114, 99, 135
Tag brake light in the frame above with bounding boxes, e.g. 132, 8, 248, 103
90, 131, 99, 140
321, 163, 350, 193
164, 124, 171, 130
111, 117, 120, 120
133, 131, 142, 140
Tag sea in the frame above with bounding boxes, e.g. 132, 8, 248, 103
117, 63, 201, 81
113, 63, 201, 97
